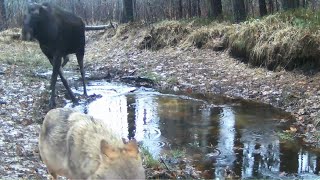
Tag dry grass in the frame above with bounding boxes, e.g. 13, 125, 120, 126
0, 29, 50, 69
182, 22, 234, 50
138, 20, 191, 50
228, 12, 320, 70
135, 10, 320, 71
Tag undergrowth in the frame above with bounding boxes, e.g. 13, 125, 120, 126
2, 9, 320, 72
136, 9, 320, 71
140, 146, 162, 168
0, 29, 50, 69
229, 10, 320, 70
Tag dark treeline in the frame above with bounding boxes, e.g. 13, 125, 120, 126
0, 0, 318, 30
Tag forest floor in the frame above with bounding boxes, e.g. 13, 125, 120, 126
0, 22, 320, 179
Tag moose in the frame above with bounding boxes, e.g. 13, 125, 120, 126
22, 2, 87, 108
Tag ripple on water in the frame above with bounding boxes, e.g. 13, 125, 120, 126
65, 80, 320, 179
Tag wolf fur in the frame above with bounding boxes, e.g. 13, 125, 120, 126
39, 108, 145, 179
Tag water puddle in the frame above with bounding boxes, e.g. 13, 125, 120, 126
65, 80, 320, 179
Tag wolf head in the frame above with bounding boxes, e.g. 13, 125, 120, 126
89, 139, 145, 179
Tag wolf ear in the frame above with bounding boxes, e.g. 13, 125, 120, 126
122, 138, 128, 144
124, 139, 139, 158
100, 140, 119, 160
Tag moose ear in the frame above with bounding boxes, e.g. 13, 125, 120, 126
100, 140, 119, 160
39, 5, 49, 14
124, 139, 139, 158
28, 4, 40, 15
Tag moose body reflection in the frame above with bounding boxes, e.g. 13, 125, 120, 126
67, 81, 320, 179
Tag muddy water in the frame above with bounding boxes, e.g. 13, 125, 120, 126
66, 80, 320, 179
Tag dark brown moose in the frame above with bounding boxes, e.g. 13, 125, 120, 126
22, 2, 87, 108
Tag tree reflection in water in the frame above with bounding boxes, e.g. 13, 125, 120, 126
67, 81, 320, 179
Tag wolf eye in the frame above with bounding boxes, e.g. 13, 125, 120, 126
97, 175, 102, 178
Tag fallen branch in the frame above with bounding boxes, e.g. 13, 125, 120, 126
121, 76, 155, 87
85, 22, 116, 31
159, 157, 171, 172
159, 157, 177, 178
10, 22, 116, 40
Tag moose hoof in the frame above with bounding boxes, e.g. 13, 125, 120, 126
49, 100, 56, 109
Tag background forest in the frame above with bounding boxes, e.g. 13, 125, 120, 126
0, 0, 317, 30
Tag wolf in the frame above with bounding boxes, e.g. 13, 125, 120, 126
39, 108, 145, 179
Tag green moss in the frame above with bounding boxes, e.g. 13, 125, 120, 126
140, 71, 161, 83
167, 77, 178, 84
169, 149, 186, 159
277, 131, 295, 142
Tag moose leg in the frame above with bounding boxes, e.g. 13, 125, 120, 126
48, 56, 61, 108
46, 53, 77, 107
76, 51, 87, 96
57, 68, 77, 104
61, 56, 69, 68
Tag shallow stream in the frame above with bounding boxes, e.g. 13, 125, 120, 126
66, 80, 320, 179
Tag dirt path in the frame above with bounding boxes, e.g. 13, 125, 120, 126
0, 27, 319, 178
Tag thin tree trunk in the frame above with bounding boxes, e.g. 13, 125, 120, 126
213, 0, 222, 18
121, 0, 134, 23
259, 0, 267, 16
302, 0, 307, 8
282, 0, 299, 10
251, 0, 255, 17
233, 0, 246, 23
178, 0, 183, 19
133, 0, 136, 20
197, 0, 201, 17
268, 0, 274, 13
0, 0, 7, 30
207, 0, 222, 18
312, 0, 316, 11
207, 0, 214, 18
188, 0, 192, 18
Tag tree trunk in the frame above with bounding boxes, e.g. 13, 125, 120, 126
207, 0, 213, 18
197, 0, 201, 17
213, 0, 222, 18
276, 0, 279, 11
282, 0, 299, 10
259, 0, 267, 16
233, 0, 246, 23
251, 0, 255, 17
0, 0, 6, 30
302, 0, 307, 8
121, 0, 134, 23
311, 0, 316, 11
178, 0, 183, 19
207, 0, 222, 18
268, 0, 274, 13
188, 0, 192, 18
133, 0, 136, 20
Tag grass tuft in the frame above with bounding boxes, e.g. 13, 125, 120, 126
228, 10, 320, 70
138, 20, 191, 50
140, 146, 162, 168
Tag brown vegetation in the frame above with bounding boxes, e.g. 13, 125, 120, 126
135, 11, 320, 71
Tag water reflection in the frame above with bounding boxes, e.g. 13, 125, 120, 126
215, 108, 236, 177
67, 81, 320, 179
